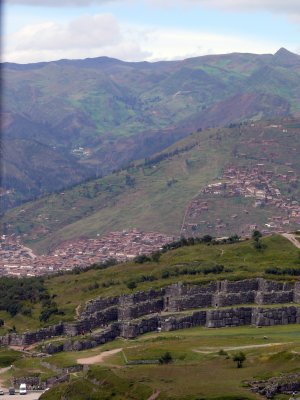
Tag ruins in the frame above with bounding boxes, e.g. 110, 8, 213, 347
1, 278, 300, 354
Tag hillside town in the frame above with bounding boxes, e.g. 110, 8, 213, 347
0, 230, 175, 277
182, 164, 300, 236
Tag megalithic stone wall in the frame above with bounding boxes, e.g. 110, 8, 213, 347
294, 282, 300, 303
1, 278, 300, 350
252, 306, 300, 326
206, 307, 253, 328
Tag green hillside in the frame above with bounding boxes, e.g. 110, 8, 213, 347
3, 118, 300, 254
2, 48, 300, 209
0, 235, 300, 399
0, 234, 299, 333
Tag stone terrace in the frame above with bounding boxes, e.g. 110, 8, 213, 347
1, 278, 300, 353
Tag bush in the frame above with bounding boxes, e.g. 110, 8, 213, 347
161, 270, 170, 279
159, 352, 173, 364
151, 251, 161, 263
126, 281, 137, 290
233, 352, 246, 368
134, 254, 151, 264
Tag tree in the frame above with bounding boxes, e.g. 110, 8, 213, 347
229, 234, 240, 243
252, 230, 264, 251
252, 230, 262, 241
233, 352, 246, 368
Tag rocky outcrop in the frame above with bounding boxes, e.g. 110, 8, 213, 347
249, 372, 300, 398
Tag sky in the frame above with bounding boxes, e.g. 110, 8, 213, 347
2, 0, 300, 64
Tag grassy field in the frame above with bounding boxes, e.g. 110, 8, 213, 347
0, 235, 299, 333
2, 324, 298, 399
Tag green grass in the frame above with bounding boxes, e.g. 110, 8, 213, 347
0, 349, 22, 368
44, 235, 296, 319
40, 367, 152, 400
22, 324, 300, 400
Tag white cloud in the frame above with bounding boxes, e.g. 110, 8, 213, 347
3, 11, 294, 64
3, 14, 151, 63
141, 28, 279, 61
14, 15, 121, 50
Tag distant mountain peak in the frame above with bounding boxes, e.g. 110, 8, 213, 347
273, 47, 300, 65
275, 47, 295, 56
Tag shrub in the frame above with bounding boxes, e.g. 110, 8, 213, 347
134, 254, 151, 264
126, 281, 137, 290
233, 352, 246, 368
159, 352, 173, 364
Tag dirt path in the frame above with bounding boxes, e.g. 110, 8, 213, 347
147, 390, 161, 400
77, 348, 122, 365
282, 233, 300, 249
193, 342, 290, 354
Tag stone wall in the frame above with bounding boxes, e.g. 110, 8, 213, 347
118, 299, 163, 321
255, 290, 294, 305
119, 317, 159, 339
164, 282, 217, 312
81, 296, 119, 315
206, 307, 253, 328
163, 278, 297, 312
212, 291, 256, 307
161, 311, 206, 331
0, 323, 64, 347
252, 306, 300, 326
294, 282, 300, 303
41, 304, 300, 353
118, 289, 165, 321
1, 278, 300, 349
42, 323, 121, 354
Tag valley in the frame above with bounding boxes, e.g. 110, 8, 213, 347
2, 2, 300, 399
1, 48, 300, 400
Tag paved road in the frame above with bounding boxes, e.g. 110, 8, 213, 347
0, 391, 45, 399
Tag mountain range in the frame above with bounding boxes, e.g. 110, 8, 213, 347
2, 48, 300, 210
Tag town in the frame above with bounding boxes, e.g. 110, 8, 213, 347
0, 230, 175, 277
182, 164, 300, 237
